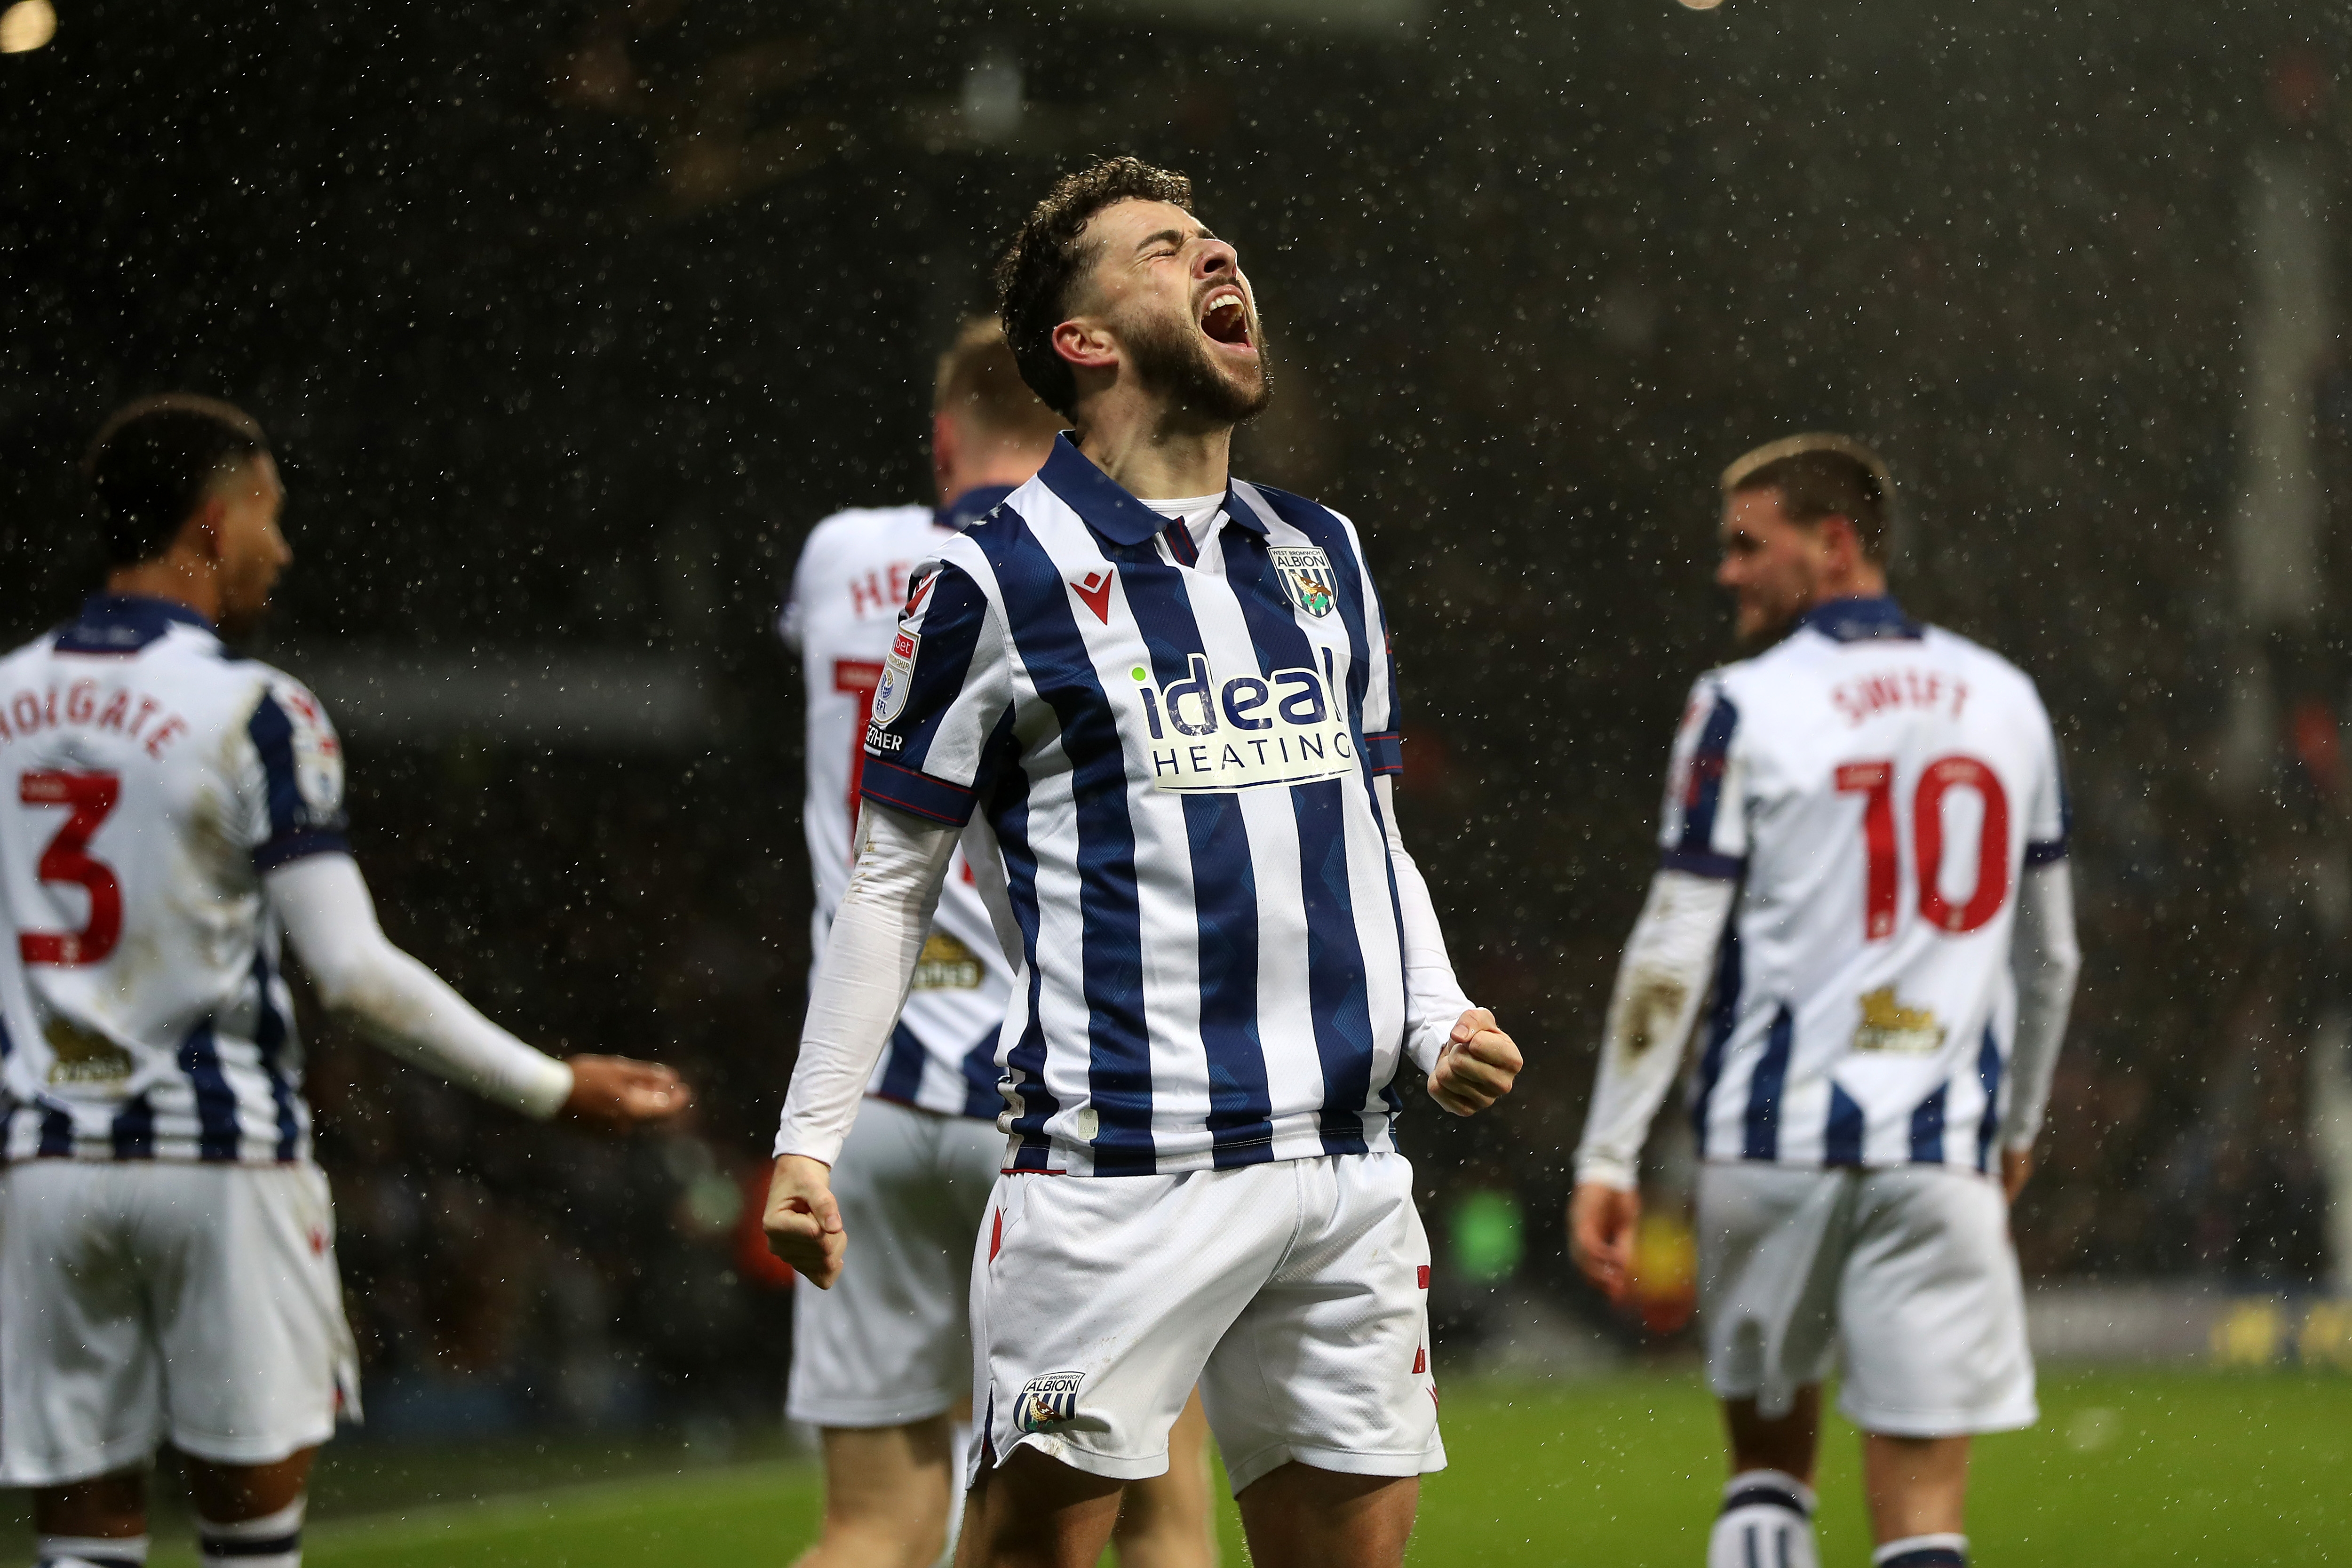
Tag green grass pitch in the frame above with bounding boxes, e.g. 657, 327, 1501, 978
12, 1369, 2346, 1565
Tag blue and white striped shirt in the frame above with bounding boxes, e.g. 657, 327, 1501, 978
1, 596, 346, 1163
863, 437, 1426, 1176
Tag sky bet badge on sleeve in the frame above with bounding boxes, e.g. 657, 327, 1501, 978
1270, 544, 1336, 618
870, 627, 918, 727
1014, 1370, 1084, 1433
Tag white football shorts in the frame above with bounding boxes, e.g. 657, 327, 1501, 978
970, 1150, 1443, 1496
787, 1095, 1004, 1428
0, 1160, 362, 1487
1697, 1161, 2036, 1437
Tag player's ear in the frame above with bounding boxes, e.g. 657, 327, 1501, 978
1051, 317, 1119, 373
175, 495, 229, 565
933, 411, 961, 491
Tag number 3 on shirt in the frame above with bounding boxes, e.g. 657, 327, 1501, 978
17, 770, 123, 966
1835, 756, 2009, 939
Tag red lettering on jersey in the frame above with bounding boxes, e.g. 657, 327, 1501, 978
65, 681, 97, 724
10, 694, 39, 736
849, 569, 893, 619
95, 691, 131, 732
893, 630, 917, 661
1830, 668, 1972, 728
143, 717, 189, 758
1071, 571, 1115, 624
127, 697, 159, 738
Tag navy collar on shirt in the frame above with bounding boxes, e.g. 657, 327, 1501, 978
936, 483, 1017, 533
1798, 595, 1923, 644
54, 592, 216, 654
1034, 433, 1267, 547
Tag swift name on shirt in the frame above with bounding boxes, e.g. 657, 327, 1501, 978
0, 679, 190, 758
1132, 653, 1355, 793
1829, 667, 1970, 729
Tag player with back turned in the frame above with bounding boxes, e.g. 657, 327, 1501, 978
763, 158, 1522, 1568
1569, 436, 2082, 1568
778, 318, 1215, 1568
0, 397, 689, 1568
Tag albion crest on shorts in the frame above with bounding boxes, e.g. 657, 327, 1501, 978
1015, 1369, 1084, 1433
1270, 544, 1337, 618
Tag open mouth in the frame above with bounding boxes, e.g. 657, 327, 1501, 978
1200, 287, 1253, 349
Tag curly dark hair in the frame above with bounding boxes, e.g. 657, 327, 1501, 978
993, 157, 1195, 419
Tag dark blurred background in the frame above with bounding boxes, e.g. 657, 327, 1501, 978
5, 0, 2351, 1434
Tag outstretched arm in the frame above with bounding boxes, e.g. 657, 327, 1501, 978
764, 801, 961, 1286
266, 853, 688, 1128
1998, 859, 2081, 1198
1569, 868, 1736, 1300
1376, 775, 1521, 1115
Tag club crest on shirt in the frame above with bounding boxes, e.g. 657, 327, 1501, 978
1269, 545, 1336, 619
871, 628, 918, 727
1015, 1370, 1084, 1433
1851, 987, 1946, 1055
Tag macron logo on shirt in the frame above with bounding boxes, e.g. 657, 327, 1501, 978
1070, 570, 1114, 624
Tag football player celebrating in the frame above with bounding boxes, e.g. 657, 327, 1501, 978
764, 158, 1520, 1568
0, 397, 690, 1568
778, 318, 1216, 1568
1568, 436, 2081, 1568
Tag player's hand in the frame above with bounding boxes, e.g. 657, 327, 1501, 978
764, 1154, 847, 1289
1569, 1181, 1642, 1305
560, 1055, 691, 1130
1427, 1008, 1521, 1115
2001, 1144, 2035, 1202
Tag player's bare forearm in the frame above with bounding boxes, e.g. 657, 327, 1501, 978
559, 1055, 691, 1130
764, 1153, 848, 1289
1427, 1008, 1521, 1115
1569, 1181, 1641, 1304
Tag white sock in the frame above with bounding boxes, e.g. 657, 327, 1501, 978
936, 1420, 974, 1568
197, 1497, 304, 1568
1708, 1470, 1820, 1568
36, 1537, 149, 1568
1873, 1534, 1968, 1567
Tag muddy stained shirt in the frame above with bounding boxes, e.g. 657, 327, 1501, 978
858, 436, 1415, 1178
780, 488, 1020, 1121
1661, 596, 2069, 1173
0, 595, 348, 1162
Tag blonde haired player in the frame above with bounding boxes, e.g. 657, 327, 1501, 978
777, 320, 1216, 1568
0, 397, 689, 1568
1570, 436, 2081, 1568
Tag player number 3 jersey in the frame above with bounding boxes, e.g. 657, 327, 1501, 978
1663, 597, 2068, 1172
0, 595, 348, 1164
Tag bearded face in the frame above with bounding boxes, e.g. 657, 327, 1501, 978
1117, 280, 1275, 427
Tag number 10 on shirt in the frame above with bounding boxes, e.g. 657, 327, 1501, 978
1835, 755, 2010, 940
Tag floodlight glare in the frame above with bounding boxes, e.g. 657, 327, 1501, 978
0, 0, 54, 52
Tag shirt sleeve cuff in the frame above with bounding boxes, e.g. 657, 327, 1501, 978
772, 1121, 844, 1167
859, 758, 977, 826
1575, 1152, 1640, 1191
254, 829, 352, 873
511, 1057, 575, 1121
1659, 845, 1743, 879
1364, 731, 1403, 776
2025, 837, 2069, 867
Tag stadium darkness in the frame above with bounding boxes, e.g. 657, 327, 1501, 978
3, 0, 2349, 1489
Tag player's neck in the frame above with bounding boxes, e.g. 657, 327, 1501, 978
1810, 563, 1889, 606
1073, 395, 1231, 502
104, 553, 222, 627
